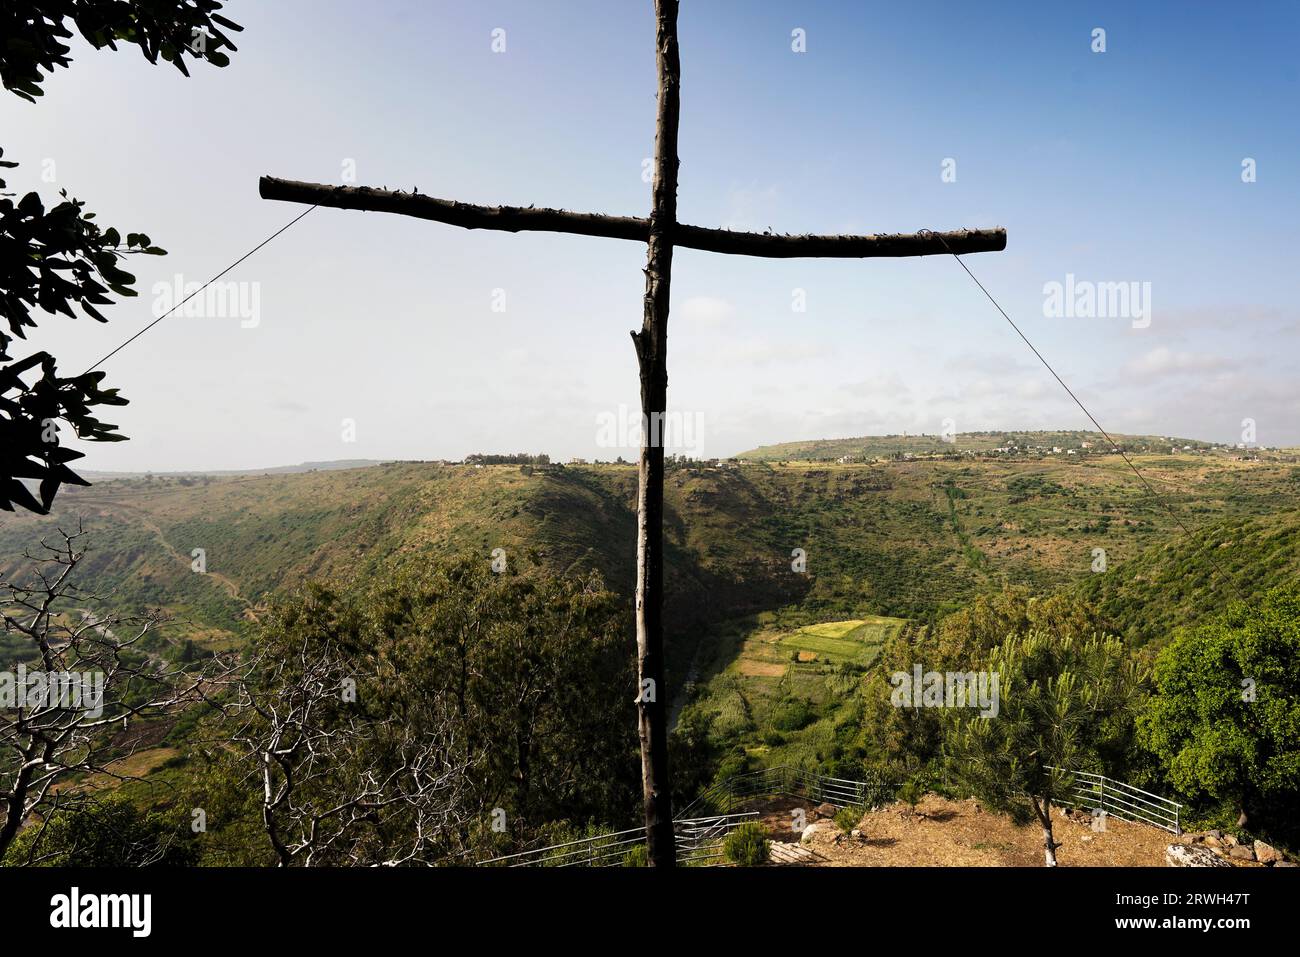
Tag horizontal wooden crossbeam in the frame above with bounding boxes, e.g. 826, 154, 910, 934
259, 176, 1006, 259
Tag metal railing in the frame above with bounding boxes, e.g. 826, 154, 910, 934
680, 765, 896, 817
475, 764, 1181, 866
1046, 767, 1182, 834
675, 812, 760, 865
475, 812, 758, 867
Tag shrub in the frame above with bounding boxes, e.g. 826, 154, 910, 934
897, 779, 925, 809
622, 843, 648, 867
771, 696, 815, 732
3, 794, 197, 867
834, 804, 866, 832
716, 746, 752, 781
723, 822, 769, 866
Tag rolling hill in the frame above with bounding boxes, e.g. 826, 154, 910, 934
2, 449, 1296, 671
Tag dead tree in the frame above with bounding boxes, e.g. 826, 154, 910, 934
0, 525, 230, 861
226, 637, 472, 866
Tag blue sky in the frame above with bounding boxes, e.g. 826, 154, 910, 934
2, 0, 1297, 470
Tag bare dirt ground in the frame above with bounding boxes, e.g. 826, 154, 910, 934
750, 794, 1184, 867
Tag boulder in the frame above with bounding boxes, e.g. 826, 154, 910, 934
1274, 861, 1297, 868
1228, 845, 1256, 862
1253, 841, 1282, 865
1166, 844, 1230, 867
800, 820, 842, 845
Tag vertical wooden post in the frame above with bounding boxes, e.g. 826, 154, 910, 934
631, 0, 680, 868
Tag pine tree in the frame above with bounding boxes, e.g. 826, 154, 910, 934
944, 631, 1141, 866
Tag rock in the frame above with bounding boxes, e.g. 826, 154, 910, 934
850, 829, 863, 840
814, 803, 838, 819
1274, 861, 1297, 868
1228, 845, 1256, 861
1254, 841, 1282, 865
1166, 844, 1230, 867
800, 820, 842, 845
1222, 833, 1239, 847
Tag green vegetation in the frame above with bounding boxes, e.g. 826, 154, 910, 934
2, 794, 197, 867
834, 804, 866, 831
944, 631, 1142, 866
3, 439, 1299, 864
1139, 586, 1300, 843
183, 554, 638, 865
622, 843, 649, 867
6, 450, 1294, 653
722, 822, 770, 866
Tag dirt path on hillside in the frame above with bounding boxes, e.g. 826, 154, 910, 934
755, 794, 1183, 866
104, 504, 254, 615
77, 501, 259, 625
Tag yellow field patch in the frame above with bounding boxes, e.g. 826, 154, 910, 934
739, 660, 787, 677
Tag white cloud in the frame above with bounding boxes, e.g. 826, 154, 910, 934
1122, 347, 1237, 379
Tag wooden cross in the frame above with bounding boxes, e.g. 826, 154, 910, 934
259, 0, 1005, 867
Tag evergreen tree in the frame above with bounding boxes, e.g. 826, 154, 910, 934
945, 630, 1141, 866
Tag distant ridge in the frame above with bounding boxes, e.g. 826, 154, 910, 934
78, 459, 391, 480
734, 430, 1219, 462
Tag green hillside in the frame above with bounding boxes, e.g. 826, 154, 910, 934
2, 452, 1294, 671
4, 447, 1298, 863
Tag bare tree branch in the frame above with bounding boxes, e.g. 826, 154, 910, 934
224, 638, 473, 866
259, 177, 1007, 259
0, 525, 235, 862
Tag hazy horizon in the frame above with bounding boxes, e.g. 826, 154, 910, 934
71, 424, 1283, 477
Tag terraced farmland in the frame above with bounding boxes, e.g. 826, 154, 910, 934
778, 618, 903, 666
